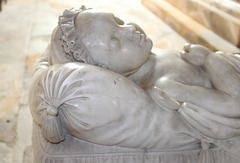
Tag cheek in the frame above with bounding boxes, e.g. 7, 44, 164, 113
130, 45, 149, 59
88, 44, 110, 65
122, 42, 141, 53
120, 42, 148, 62
121, 47, 148, 67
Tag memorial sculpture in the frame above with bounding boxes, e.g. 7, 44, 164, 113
29, 6, 240, 163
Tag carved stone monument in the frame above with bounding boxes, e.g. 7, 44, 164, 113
29, 6, 240, 163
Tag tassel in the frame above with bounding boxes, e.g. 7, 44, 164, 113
41, 106, 65, 143
198, 141, 214, 163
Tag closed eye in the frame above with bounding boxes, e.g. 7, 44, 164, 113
113, 15, 124, 25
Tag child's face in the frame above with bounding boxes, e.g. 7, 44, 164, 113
75, 9, 152, 75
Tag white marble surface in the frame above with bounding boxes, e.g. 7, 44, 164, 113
28, 5, 240, 163
0, 0, 188, 162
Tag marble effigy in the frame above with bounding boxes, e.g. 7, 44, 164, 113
29, 6, 240, 163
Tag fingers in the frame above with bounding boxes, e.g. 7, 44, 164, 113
183, 43, 191, 53
180, 49, 192, 63
181, 43, 193, 63
185, 103, 240, 129
180, 44, 198, 65
147, 86, 180, 111
181, 43, 210, 66
179, 103, 240, 139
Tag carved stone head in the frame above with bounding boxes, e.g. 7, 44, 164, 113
58, 6, 153, 75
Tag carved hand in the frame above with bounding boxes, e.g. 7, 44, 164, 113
147, 86, 180, 111
180, 43, 212, 66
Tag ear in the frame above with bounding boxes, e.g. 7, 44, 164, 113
72, 47, 86, 62
73, 52, 82, 61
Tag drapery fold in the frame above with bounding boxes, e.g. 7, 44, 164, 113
29, 47, 240, 162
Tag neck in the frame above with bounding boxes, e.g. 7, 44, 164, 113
127, 53, 156, 88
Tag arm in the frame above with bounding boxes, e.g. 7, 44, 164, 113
157, 77, 240, 117
179, 44, 240, 117
29, 60, 198, 149
181, 43, 240, 96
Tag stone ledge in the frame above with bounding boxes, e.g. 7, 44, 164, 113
0, 142, 12, 163
0, 97, 19, 143
142, 0, 240, 53
163, 0, 240, 47
23, 145, 33, 163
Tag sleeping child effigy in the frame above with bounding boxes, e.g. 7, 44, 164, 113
29, 6, 240, 162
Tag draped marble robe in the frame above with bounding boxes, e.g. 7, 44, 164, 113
29, 32, 240, 159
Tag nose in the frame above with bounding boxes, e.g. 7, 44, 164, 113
119, 24, 136, 36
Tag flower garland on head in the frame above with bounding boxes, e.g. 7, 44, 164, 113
58, 5, 95, 64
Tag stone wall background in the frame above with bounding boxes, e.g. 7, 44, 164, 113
143, 0, 240, 53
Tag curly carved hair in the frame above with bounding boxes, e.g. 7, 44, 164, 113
58, 6, 96, 65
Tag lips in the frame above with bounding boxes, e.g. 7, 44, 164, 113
140, 33, 146, 45
127, 22, 152, 47
132, 29, 146, 46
